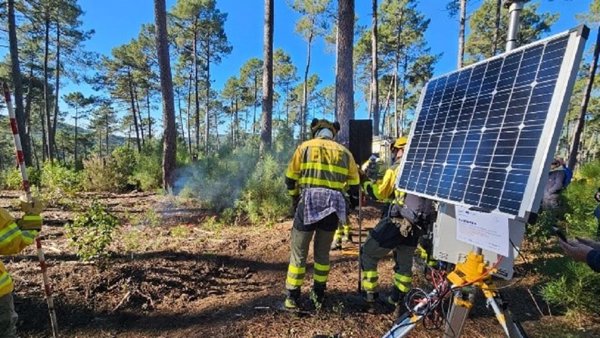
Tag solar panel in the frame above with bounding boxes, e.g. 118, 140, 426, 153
396, 26, 588, 218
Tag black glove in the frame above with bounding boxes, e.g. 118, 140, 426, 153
292, 195, 300, 212
349, 194, 359, 210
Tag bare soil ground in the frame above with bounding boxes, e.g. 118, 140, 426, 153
0, 191, 598, 338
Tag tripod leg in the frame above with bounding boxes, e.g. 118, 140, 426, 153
443, 287, 475, 338
382, 313, 421, 338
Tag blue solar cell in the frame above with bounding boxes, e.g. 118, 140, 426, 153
396, 29, 583, 216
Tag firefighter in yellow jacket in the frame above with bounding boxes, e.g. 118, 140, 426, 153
284, 118, 360, 310
360, 137, 436, 317
0, 196, 42, 337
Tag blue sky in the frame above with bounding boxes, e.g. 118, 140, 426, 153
71, 0, 589, 126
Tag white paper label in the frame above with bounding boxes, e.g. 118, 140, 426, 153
455, 206, 510, 257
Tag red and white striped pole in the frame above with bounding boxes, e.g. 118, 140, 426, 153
2, 82, 58, 337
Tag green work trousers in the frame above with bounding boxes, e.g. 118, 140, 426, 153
0, 293, 18, 338
286, 226, 336, 291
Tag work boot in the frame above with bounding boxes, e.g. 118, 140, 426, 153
362, 291, 378, 304
342, 225, 352, 243
284, 289, 300, 311
330, 237, 342, 251
311, 284, 326, 309
387, 289, 408, 319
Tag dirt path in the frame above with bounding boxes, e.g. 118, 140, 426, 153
0, 191, 598, 337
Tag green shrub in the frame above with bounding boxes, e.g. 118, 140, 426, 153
1, 167, 41, 190
41, 161, 81, 192
237, 154, 289, 225
65, 201, 119, 261
82, 147, 137, 192
541, 260, 600, 313
537, 160, 600, 314
132, 142, 162, 191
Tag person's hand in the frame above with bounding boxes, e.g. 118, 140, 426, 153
576, 237, 600, 251
19, 195, 43, 215
559, 239, 594, 262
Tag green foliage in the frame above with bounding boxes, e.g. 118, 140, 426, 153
82, 146, 139, 192
541, 260, 600, 313
465, 0, 558, 62
535, 160, 600, 314
0, 167, 42, 190
41, 162, 81, 193
132, 142, 162, 191
65, 201, 119, 261
173, 144, 259, 211
237, 154, 289, 225
562, 161, 600, 237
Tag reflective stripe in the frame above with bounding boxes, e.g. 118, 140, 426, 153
21, 230, 36, 245
314, 263, 330, 272
394, 281, 411, 292
348, 176, 360, 185
285, 170, 301, 180
363, 270, 378, 278
0, 272, 12, 290
301, 162, 349, 176
362, 280, 378, 291
394, 274, 412, 283
333, 230, 342, 241
298, 177, 345, 190
288, 265, 306, 274
22, 215, 41, 222
314, 274, 328, 283
286, 276, 304, 287
0, 223, 20, 247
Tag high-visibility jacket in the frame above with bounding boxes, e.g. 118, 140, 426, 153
285, 137, 360, 196
363, 163, 405, 204
0, 209, 39, 297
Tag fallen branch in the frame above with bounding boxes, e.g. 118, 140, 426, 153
527, 288, 544, 317
112, 291, 132, 313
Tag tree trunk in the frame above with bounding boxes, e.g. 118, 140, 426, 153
253, 75, 258, 134
105, 114, 109, 155
134, 86, 145, 145
193, 23, 200, 154
146, 87, 153, 139
43, 10, 53, 161
52, 19, 60, 149
204, 44, 211, 153
74, 110, 78, 166
568, 28, 600, 170
393, 65, 398, 137
260, 0, 274, 154
127, 70, 142, 152
492, 0, 502, 56
370, 0, 379, 136
154, 0, 177, 189
6, 0, 32, 166
177, 89, 185, 145
380, 75, 394, 134
457, 0, 466, 68
301, 31, 313, 141
186, 70, 193, 155
399, 55, 409, 135
335, 0, 354, 145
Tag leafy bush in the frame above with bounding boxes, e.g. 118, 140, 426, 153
173, 144, 258, 211
82, 147, 137, 192
40, 162, 81, 198
537, 160, 600, 314
1, 167, 41, 190
132, 142, 162, 191
65, 201, 119, 261
541, 260, 600, 313
237, 154, 289, 225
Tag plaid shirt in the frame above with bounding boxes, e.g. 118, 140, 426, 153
302, 187, 347, 225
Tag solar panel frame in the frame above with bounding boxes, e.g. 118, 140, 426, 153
396, 26, 589, 218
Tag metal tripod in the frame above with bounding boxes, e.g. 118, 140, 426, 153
382, 250, 527, 338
